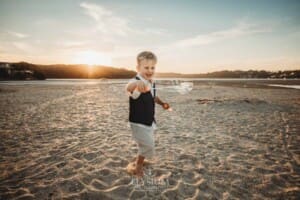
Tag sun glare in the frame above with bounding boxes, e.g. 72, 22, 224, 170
74, 50, 112, 66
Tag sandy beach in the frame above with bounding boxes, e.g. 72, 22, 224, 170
0, 79, 299, 200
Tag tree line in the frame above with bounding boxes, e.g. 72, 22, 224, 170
0, 61, 299, 80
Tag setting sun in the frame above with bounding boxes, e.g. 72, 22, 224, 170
73, 50, 112, 66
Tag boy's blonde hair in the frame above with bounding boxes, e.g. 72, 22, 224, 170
137, 51, 157, 65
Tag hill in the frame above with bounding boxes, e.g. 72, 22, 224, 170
0, 61, 299, 80
0, 62, 136, 80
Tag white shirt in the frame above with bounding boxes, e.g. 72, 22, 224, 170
126, 73, 157, 130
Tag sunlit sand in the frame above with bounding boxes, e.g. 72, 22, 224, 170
0, 79, 299, 199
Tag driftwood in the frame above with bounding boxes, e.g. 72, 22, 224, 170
197, 98, 265, 104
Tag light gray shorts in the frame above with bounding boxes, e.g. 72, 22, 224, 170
130, 123, 155, 158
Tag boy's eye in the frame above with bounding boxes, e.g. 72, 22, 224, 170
144, 66, 155, 70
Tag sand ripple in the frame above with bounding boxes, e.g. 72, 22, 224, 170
0, 81, 299, 199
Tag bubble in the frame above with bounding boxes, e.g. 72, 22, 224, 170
154, 81, 193, 94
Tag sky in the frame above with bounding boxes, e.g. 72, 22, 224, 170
0, 0, 299, 73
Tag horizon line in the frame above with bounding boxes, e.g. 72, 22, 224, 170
0, 60, 299, 74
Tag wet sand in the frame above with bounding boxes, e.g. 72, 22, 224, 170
0, 80, 299, 199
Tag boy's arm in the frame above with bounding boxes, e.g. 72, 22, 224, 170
155, 96, 170, 109
154, 96, 164, 106
126, 81, 138, 93
126, 80, 149, 93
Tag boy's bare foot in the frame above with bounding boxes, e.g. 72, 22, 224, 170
127, 155, 145, 177
126, 162, 144, 177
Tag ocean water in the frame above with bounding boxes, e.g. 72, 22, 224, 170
268, 84, 300, 89
0, 78, 299, 88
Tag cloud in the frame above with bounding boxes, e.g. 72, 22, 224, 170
58, 40, 114, 53
174, 22, 272, 47
80, 2, 131, 36
12, 42, 35, 52
6, 31, 28, 38
143, 28, 169, 36
60, 41, 90, 49
79, 2, 168, 39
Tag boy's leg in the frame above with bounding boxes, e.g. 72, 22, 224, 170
133, 140, 154, 177
135, 155, 145, 176
136, 155, 145, 165
132, 156, 153, 166
129, 124, 155, 176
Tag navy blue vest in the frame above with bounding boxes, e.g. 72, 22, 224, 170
129, 76, 156, 126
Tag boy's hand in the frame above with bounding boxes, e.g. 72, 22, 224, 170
136, 80, 150, 93
162, 103, 170, 110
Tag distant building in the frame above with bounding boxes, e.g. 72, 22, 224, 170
0, 63, 36, 80
24, 70, 34, 80
0, 63, 11, 75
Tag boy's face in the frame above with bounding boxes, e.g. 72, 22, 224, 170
137, 59, 156, 81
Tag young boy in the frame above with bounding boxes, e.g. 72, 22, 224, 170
126, 51, 170, 177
